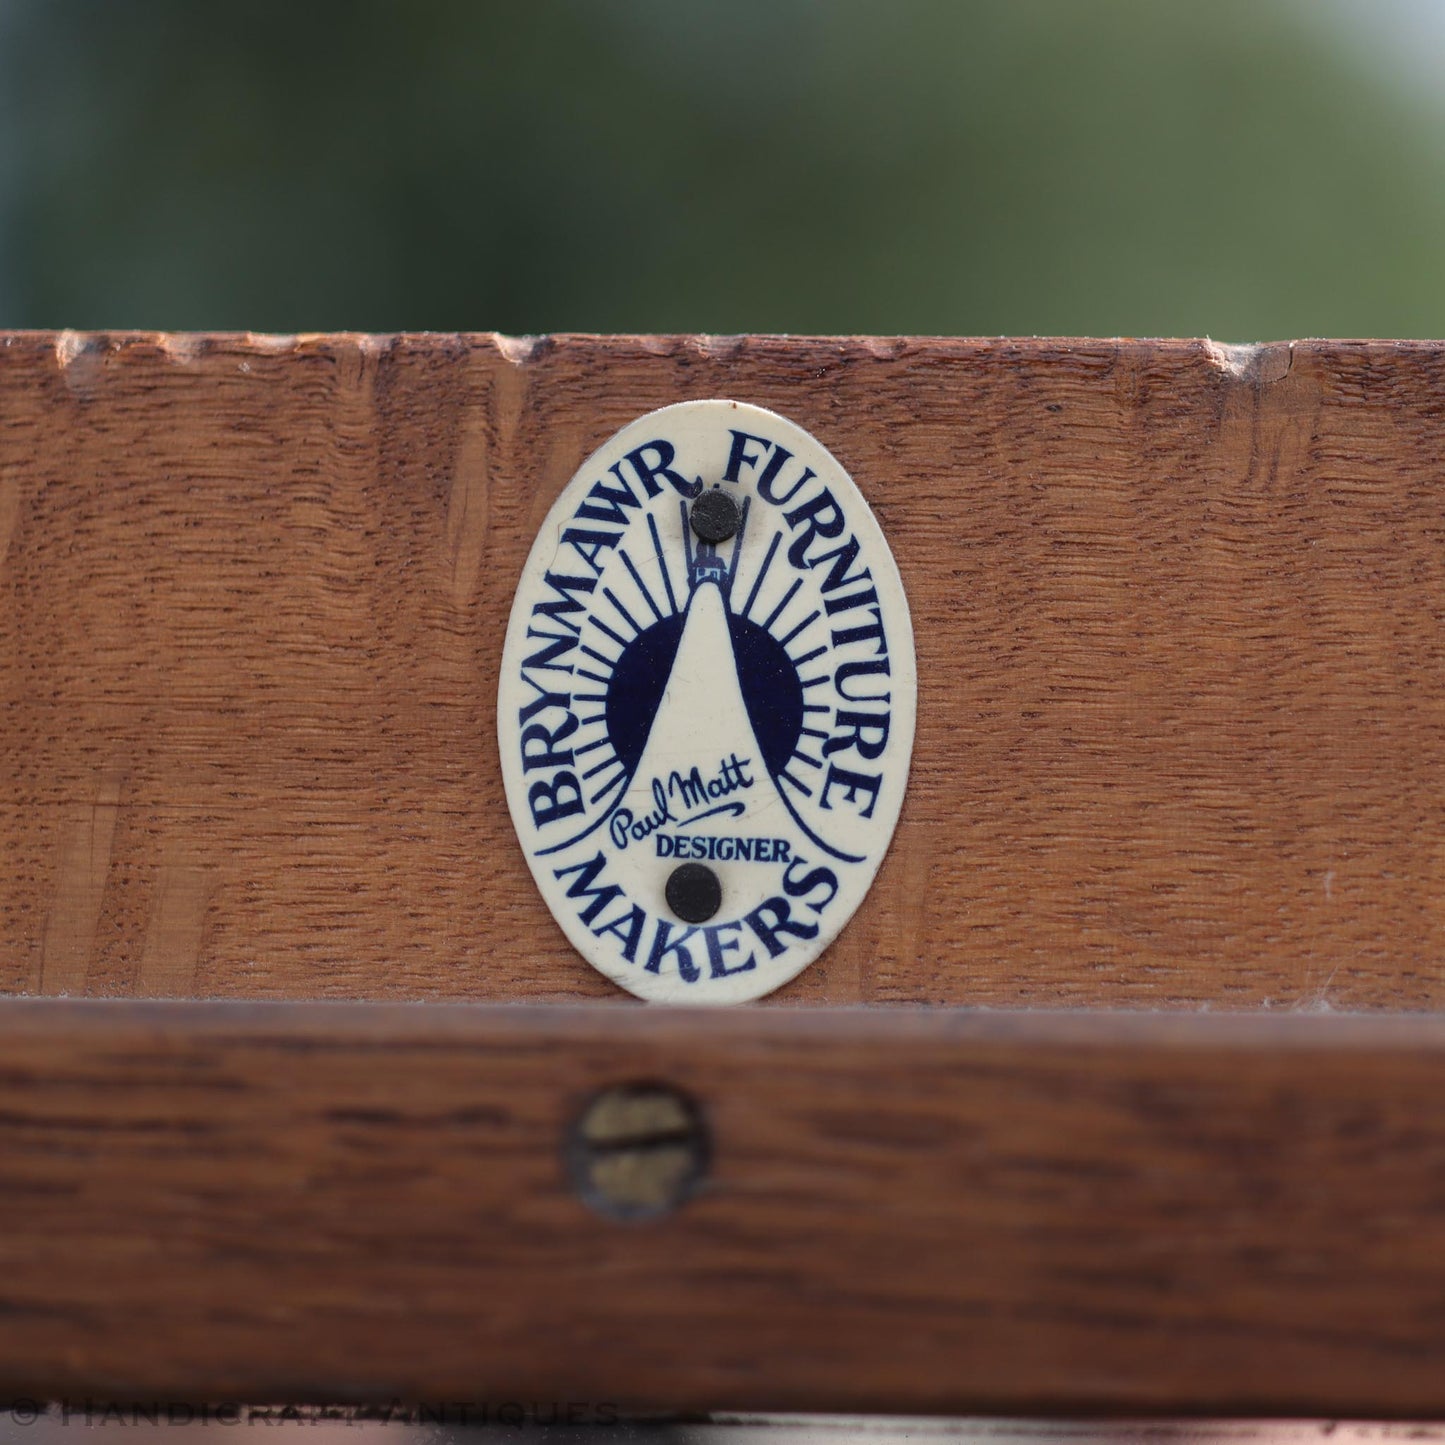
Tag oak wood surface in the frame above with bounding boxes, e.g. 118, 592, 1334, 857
3, 998, 1445, 1415
5, 332, 1445, 1007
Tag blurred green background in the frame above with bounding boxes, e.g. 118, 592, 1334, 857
2, 0, 1444, 339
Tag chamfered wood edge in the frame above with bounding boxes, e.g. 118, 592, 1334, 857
0, 327, 1431, 416
2, 997, 1445, 1416
5, 327, 1434, 372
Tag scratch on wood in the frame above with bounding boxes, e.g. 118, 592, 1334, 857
444, 361, 525, 606
444, 419, 491, 607
533, 422, 586, 535
1205, 339, 1294, 387
135, 864, 214, 999
37, 767, 124, 996
53, 330, 105, 397
0, 465, 19, 570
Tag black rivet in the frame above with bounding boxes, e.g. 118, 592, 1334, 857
666, 862, 722, 923
690, 488, 741, 544
568, 1083, 709, 1221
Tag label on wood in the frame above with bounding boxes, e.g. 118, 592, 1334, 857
497, 401, 916, 1002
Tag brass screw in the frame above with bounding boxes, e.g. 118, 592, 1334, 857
568, 1083, 709, 1221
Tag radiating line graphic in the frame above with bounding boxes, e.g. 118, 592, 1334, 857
647, 512, 680, 616
679, 500, 695, 584
778, 610, 819, 648
591, 616, 629, 650
761, 578, 802, 632
601, 587, 641, 636
588, 769, 627, 808
619, 550, 664, 623
739, 532, 780, 620
778, 769, 812, 797
725, 497, 751, 592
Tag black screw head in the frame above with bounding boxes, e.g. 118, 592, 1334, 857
666, 862, 722, 923
690, 488, 741, 544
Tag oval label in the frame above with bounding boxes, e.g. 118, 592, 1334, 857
498, 400, 916, 1002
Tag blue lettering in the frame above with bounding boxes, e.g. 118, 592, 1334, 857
646, 917, 701, 984
553, 852, 623, 924
743, 896, 820, 959
704, 922, 756, 979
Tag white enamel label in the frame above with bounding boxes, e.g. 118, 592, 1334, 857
498, 400, 916, 1003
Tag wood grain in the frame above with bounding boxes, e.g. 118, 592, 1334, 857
3, 999, 1445, 1415
5, 333, 1445, 1006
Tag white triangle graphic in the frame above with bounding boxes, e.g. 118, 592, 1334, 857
607, 575, 809, 926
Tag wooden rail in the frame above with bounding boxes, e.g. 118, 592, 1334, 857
8, 333, 1445, 1414
0, 999, 1441, 1416
5, 333, 1445, 1009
